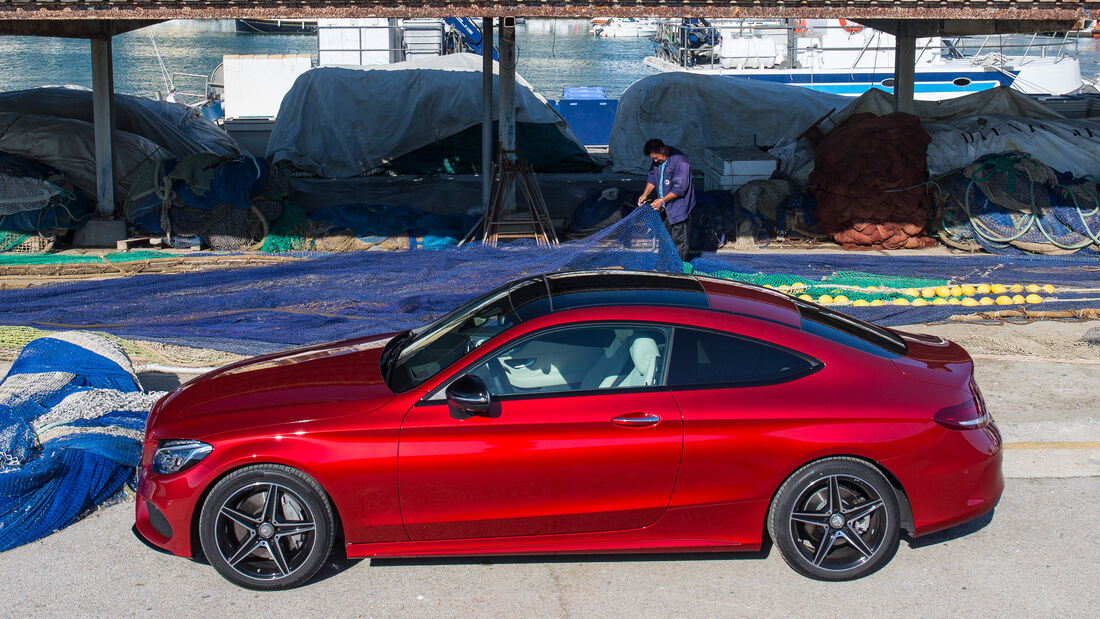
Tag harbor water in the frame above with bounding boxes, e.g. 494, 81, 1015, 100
0, 19, 658, 102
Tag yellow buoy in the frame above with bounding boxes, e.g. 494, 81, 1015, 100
991, 284, 1007, 294
833, 295, 850, 304
931, 298, 948, 305
1042, 284, 1056, 294
777, 285, 790, 291
870, 299, 885, 306
948, 298, 962, 305
962, 297, 980, 307
1025, 294, 1043, 304
912, 298, 929, 306
818, 295, 834, 304
798, 294, 814, 301
893, 298, 911, 306
1008, 284, 1024, 293
853, 299, 870, 307
793, 282, 807, 289
935, 286, 952, 297
960, 284, 976, 296
901, 288, 920, 297
1011, 294, 1026, 304
979, 297, 995, 305
995, 295, 1013, 305
976, 283, 992, 294
921, 287, 937, 298
948, 286, 963, 297
1025, 284, 1040, 293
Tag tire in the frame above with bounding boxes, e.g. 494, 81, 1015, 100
767, 457, 900, 581
198, 464, 336, 590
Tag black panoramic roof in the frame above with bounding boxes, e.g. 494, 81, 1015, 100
507, 271, 710, 321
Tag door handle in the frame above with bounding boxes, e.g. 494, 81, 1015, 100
612, 413, 661, 427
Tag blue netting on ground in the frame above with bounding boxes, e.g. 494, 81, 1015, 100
690, 252, 1100, 326
0, 207, 682, 355
0, 332, 157, 552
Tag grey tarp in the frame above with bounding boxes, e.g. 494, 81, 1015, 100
0, 87, 239, 158
267, 53, 590, 178
0, 112, 170, 200
609, 73, 849, 174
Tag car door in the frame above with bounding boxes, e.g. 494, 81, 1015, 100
398, 323, 684, 541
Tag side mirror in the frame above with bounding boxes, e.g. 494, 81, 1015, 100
446, 374, 493, 418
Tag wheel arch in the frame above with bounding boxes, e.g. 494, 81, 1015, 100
187, 461, 347, 560
764, 454, 915, 543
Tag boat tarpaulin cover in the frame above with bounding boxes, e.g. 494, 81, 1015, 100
268, 53, 595, 177
609, 73, 849, 174
0, 87, 240, 159
0, 332, 162, 552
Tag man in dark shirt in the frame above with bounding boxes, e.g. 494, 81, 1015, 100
637, 138, 696, 261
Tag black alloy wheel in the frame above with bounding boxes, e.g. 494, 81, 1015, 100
199, 464, 336, 590
768, 457, 901, 581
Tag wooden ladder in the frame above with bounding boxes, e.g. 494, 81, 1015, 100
461, 149, 559, 248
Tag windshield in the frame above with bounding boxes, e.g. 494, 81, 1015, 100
384, 277, 546, 392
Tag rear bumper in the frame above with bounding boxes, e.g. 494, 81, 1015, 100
886, 423, 1004, 537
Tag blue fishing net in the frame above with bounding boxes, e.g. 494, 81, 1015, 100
0, 206, 682, 355
0, 332, 158, 552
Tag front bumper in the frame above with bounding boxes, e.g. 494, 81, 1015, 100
134, 463, 212, 558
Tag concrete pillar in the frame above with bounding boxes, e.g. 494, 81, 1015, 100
91, 37, 116, 216
482, 17, 494, 209
497, 17, 517, 210
893, 22, 916, 114
498, 17, 516, 157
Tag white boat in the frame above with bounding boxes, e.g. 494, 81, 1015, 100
592, 18, 661, 39
645, 19, 1085, 100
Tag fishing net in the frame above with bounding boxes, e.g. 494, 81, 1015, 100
0, 206, 682, 355
934, 151, 1100, 255
0, 331, 164, 552
811, 112, 937, 250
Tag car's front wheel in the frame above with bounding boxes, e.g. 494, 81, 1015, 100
198, 464, 335, 590
767, 457, 900, 581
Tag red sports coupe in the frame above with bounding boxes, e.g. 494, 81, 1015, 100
135, 271, 1002, 589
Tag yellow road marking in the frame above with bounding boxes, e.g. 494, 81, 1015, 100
1004, 441, 1100, 450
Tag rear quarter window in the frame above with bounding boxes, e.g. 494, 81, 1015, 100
669, 328, 820, 388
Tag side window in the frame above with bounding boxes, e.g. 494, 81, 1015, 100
467, 324, 670, 396
669, 329, 819, 388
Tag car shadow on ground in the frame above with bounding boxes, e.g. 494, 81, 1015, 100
370, 539, 773, 568
903, 509, 995, 549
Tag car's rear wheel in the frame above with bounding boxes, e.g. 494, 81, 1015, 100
199, 464, 335, 590
767, 457, 900, 581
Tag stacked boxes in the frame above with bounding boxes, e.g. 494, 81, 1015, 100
701, 146, 779, 191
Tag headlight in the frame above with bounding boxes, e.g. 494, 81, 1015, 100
152, 439, 213, 475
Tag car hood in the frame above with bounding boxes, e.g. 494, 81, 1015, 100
149, 334, 397, 438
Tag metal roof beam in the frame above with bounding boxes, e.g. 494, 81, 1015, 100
0, 20, 162, 39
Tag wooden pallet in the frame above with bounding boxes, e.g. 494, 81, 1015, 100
461, 149, 559, 248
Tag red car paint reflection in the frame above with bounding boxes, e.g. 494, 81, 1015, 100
135, 271, 1002, 589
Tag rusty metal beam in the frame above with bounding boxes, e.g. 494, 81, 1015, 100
0, 20, 162, 39
862, 19, 1084, 37
0, 4, 1093, 25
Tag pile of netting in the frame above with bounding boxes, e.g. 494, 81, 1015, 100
125, 154, 284, 251
689, 252, 1100, 325
0, 332, 163, 552
0, 152, 93, 254
810, 112, 937, 250
934, 151, 1100, 255
0, 207, 681, 355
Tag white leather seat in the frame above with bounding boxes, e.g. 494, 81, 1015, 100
619, 337, 660, 387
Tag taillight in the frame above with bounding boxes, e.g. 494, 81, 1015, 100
934, 400, 990, 430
